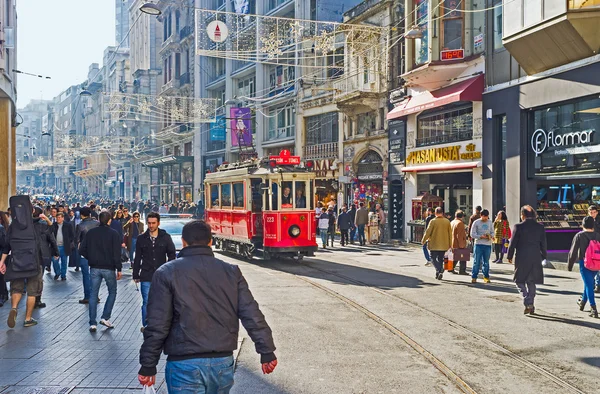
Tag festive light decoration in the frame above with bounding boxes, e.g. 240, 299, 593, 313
104, 93, 218, 123
195, 9, 386, 68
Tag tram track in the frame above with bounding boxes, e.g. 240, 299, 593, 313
260, 257, 587, 394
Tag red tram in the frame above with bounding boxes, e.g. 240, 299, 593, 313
204, 151, 318, 260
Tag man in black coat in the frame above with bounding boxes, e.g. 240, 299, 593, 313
348, 204, 357, 244
138, 220, 277, 391
337, 206, 353, 246
133, 212, 176, 330
507, 205, 547, 315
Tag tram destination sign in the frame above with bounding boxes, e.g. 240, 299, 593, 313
269, 149, 300, 166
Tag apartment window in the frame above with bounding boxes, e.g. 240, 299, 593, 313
175, 53, 181, 78
168, 54, 173, 81
306, 112, 338, 145
269, 65, 295, 95
267, 105, 295, 141
174, 145, 181, 156
442, 0, 463, 50
237, 76, 256, 99
416, 105, 473, 147
327, 48, 344, 78
209, 57, 225, 80
175, 10, 180, 34
493, 0, 503, 50
357, 111, 376, 135
414, 0, 429, 65
184, 142, 192, 156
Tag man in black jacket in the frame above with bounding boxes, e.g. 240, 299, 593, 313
133, 212, 176, 330
52, 212, 74, 281
138, 220, 277, 392
75, 207, 99, 304
80, 211, 122, 332
507, 206, 547, 315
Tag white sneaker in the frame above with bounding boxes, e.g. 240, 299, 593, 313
99, 319, 114, 329
89, 325, 97, 332
425, 262, 432, 267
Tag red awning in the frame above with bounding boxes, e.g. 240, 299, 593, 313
387, 74, 484, 120
401, 162, 480, 173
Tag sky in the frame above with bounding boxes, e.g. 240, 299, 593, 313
16, 0, 116, 108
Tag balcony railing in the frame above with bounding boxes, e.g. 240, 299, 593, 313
303, 142, 338, 160
333, 76, 384, 99
161, 78, 180, 93
416, 131, 472, 147
179, 26, 193, 41
179, 72, 191, 86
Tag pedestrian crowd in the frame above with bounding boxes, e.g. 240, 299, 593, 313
0, 194, 277, 393
420, 204, 600, 318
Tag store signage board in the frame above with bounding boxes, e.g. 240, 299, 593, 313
389, 183, 404, 240
440, 49, 464, 61
358, 173, 383, 180
406, 143, 481, 165
531, 128, 595, 157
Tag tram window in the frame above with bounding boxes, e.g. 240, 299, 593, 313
221, 184, 232, 208
281, 182, 293, 208
294, 181, 307, 209
271, 182, 279, 210
210, 185, 219, 208
251, 179, 264, 213
233, 182, 244, 208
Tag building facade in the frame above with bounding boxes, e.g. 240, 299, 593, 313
116, 0, 135, 47
483, 1, 600, 259
0, 0, 17, 209
388, 0, 486, 242
15, 100, 52, 188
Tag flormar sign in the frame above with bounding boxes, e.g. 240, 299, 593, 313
531, 128, 595, 157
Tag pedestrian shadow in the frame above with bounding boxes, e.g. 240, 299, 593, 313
578, 357, 600, 369
484, 276, 581, 296
527, 313, 600, 330
231, 365, 291, 394
257, 257, 429, 290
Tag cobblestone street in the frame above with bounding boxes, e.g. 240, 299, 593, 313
1, 245, 598, 393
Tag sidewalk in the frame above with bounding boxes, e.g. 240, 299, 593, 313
0, 268, 167, 393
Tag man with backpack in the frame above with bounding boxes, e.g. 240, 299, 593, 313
507, 205, 547, 315
567, 216, 600, 319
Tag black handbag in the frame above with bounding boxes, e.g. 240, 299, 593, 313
4, 255, 40, 281
120, 247, 130, 263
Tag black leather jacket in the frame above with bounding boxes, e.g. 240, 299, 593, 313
75, 217, 99, 247
133, 229, 176, 282
139, 246, 276, 376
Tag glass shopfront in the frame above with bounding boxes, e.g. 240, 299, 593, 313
529, 96, 600, 253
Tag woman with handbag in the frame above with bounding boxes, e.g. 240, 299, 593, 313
493, 211, 511, 264
451, 210, 469, 275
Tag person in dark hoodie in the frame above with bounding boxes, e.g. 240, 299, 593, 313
133, 212, 176, 331
0, 206, 58, 327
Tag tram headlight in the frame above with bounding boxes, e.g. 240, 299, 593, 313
288, 225, 301, 238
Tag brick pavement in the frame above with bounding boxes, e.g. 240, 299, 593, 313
0, 267, 167, 393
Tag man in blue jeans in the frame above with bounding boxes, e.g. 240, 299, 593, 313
52, 212, 74, 281
470, 209, 495, 283
423, 208, 435, 266
80, 211, 122, 332
75, 207, 99, 304
138, 220, 277, 392
133, 212, 176, 331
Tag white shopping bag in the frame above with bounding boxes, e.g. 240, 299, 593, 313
143, 385, 157, 394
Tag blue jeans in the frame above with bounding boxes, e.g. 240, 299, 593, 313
80, 257, 91, 300
422, 243, 431, 262
580, 261, 596, 307
472, 244, 492, 279
140, 281, 151, 327
166, 356, 234, 394
320, 229, 328, 247
52, 245, 68, 278
129, 237, 138, 262
89, 269, 117, 326
595, 272, 600, 287
357, 224, 366, 245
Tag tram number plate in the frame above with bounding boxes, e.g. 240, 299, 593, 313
266, 217, 275, 223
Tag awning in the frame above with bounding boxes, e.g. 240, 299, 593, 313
387, 74, 484, 120
142, 155, 194, 167
401, 162, 480, 173
73, 169, 100, 178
